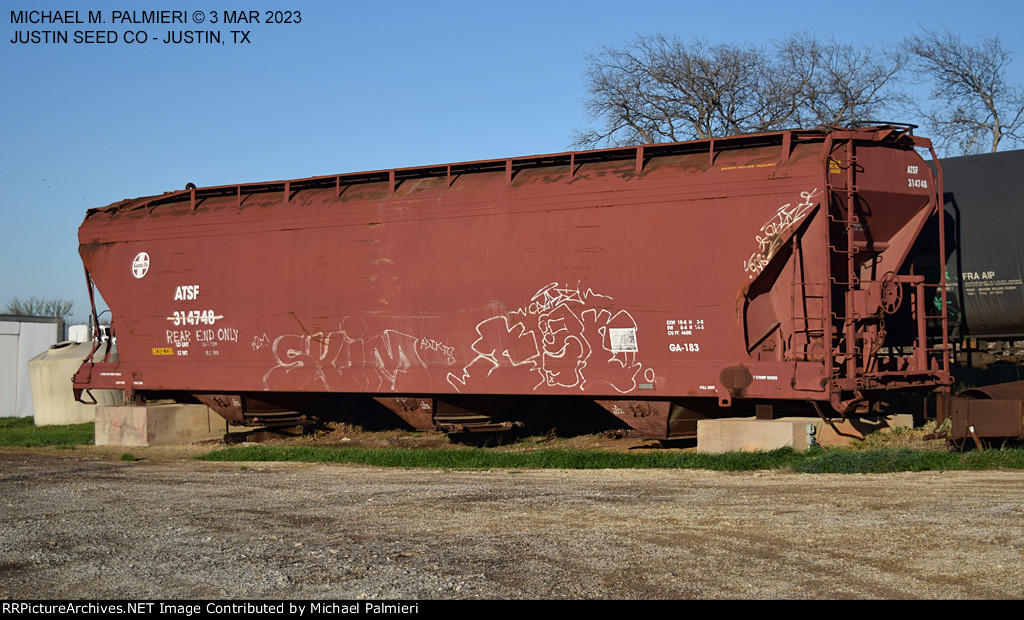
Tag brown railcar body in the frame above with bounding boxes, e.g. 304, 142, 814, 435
74, 126, 951, 438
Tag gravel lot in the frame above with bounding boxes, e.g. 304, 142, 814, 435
1, 449, 1023, 600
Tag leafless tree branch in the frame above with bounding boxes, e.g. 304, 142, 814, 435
6, 297, 74, 323
573, 32, 906, 149
903, 28, 1024, 154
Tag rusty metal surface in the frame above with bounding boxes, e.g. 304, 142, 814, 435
595, 400, 672, 439
372, 397, 435, 431
931, 380, 1024, 442
957, 379, 1024, 401
74, 126, 950, 437
949, 399, 1024, 440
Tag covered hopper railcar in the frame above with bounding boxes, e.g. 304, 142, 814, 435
73, 126, 951, 439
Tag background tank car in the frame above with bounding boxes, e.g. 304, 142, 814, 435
918, 150, 1024, 356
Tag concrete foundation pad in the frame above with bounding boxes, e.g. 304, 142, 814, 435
697, 414, 915, 453
95, 404, 228, 446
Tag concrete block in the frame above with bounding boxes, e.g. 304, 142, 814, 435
95, 404, 227, 446
697, 414, 915, 453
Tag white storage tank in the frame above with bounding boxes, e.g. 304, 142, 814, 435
29, 329, 122, 425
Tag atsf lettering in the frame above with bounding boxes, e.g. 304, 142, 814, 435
174, 285, 200, 300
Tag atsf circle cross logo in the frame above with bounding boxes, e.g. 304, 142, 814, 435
131, 252, 151, 279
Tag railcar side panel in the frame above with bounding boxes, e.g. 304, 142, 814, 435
74, 127, 950, 437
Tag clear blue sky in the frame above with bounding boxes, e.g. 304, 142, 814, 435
3, 0, 1022, 324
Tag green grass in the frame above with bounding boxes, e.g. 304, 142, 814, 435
0, 417, 94, 447
4, 414, 1021, 474
197, 443, 1024, 473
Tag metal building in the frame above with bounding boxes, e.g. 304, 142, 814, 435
0, 315, 63, 417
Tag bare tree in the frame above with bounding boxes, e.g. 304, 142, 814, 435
573, 33, 907, 149
904, 29, 1024, 154
776, 32, 906, 128
571, 34, 795, 148
6, 297, 74, 324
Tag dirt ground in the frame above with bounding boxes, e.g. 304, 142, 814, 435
1, 424, 1023, 600
87, 421, 676, 461
280, 422, 667, 452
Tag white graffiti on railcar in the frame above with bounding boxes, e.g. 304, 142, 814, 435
419, 337, 456, 365
449, 283, 649, 394
446, 315, 543, 391
262, 328, 433, 392
743, 188, 821, 278
513, 282, 613, 318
